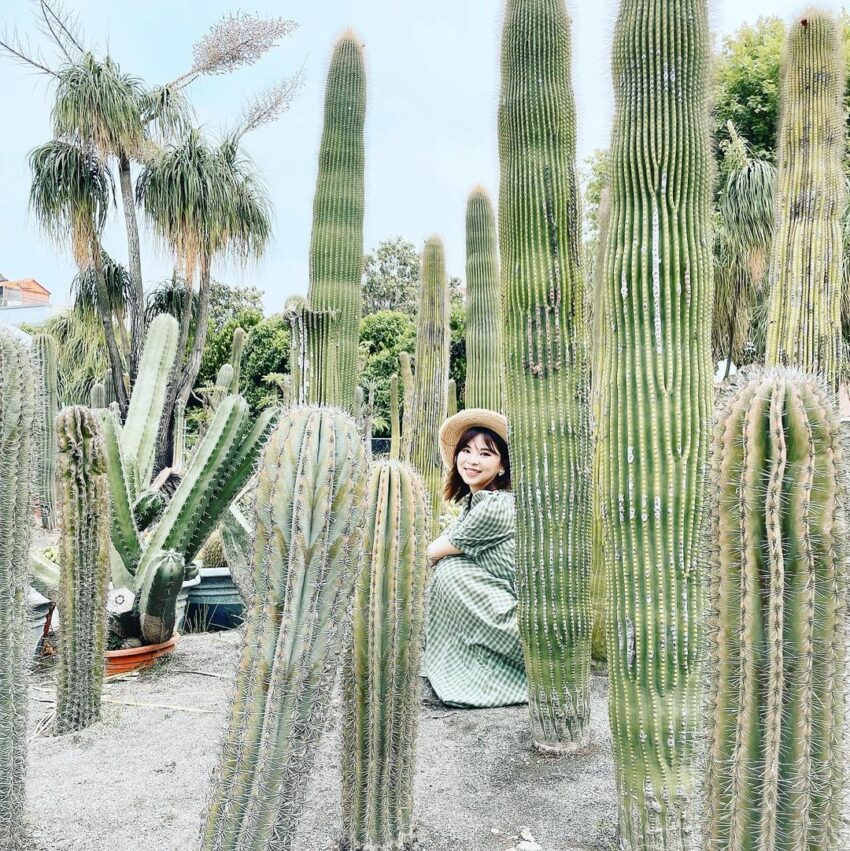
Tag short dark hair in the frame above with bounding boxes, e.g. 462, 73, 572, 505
443, 426, 511, 503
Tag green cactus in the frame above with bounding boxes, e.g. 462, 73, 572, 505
446, 378, 457, 418
407, 236, 450, 537
465, 187, 503, 411
33, 333, 59, 530
498, 0, 592, 751
173, 398, 186, 473
200, 406, 368, 851
340, 460, 429, 851
306, 33, 366, 414
54, 406, 110, 735
122, 313, 179, 493
101, 367, 116, 406
705, 368, 847, 851
0, 328, 36, 850
199, 530, 227, 568
389, 373, 400, 461
89, 381, 107, 409
765, 14, 846, 391
229, 326, 245, 393
399, 351, 414, 463
594, 0, 713, 844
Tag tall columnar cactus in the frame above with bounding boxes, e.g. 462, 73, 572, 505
0, 328, 36, 850
173, 398, 186, 473
122, 313, 179, 490
33, 333, 58, 530
705, 368, 847, 851
465, 187, 503, 411
399, 351, 414, 462
389, 373, 400, 461
89, 382, 107, 409
498, 0, 592, 751
340, 460, 429, 851
595, 0, 713, 844
229, 327, 245, 393
54, 406, 110, 735
306, 33, 366, 414
446, 378, 457, 418
408, 236, 450, 537
200, 406, 368, 851
765, 13, 846, 391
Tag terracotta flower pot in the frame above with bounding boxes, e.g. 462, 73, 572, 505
105, 633, 179, 676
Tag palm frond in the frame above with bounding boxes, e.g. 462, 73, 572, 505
29, 138, 113, 266
71, 250, 131, 315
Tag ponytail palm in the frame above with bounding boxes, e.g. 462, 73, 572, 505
29, 139, 129, 412
137, 127, 271, 465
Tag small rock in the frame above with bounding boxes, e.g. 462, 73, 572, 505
520, 827, 536, 842
491, 827, 503, 835
517, 842, 542, 851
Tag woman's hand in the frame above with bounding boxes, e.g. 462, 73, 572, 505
426, 535, 462, 564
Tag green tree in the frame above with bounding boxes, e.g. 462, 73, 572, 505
208, 281, 264, 326
362, 237, 420, 315
241, 314, 290, 412
198, 308, 263, 388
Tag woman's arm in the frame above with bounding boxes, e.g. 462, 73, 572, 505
426, 535, 462, 563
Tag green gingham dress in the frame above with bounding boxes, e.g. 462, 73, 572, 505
424, 489, 528, 707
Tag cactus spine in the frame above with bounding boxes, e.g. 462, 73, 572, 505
465, 187, 503, 411
33, 333, 58, 530
705, 369, 847, 851
340, 460, 429, 851
407, 237, 450, 537
498, 0, 592, 751
0, 328, 36, 850
54, 406, 110, 735
200, 406, 368, 851
306, 33, 366, 414
595, 0, 713, 845
765, 14, 846, 391
229, 327, 245, 393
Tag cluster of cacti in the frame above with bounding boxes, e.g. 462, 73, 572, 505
228, 327, 245, 393
464, 187, 502, 411
33, 333, 58, 530
35, 315, 278, 648
705, 368, 847, 851
200, 406, 367, 851
594, 0, 713, 844
0, 328, 36, 850
405, 236, 450, 537
498, 0, 592, 752
305, 33, 366, 414
765, 13, 846, 391
53, 406, 110, 735
340, 460, 429, 851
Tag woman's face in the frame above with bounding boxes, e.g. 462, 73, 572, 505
456, 433, 502, 492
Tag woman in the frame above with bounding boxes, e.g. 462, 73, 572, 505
423, 408, 527, 708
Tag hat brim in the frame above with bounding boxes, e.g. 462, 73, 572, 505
438, 408, 508, 469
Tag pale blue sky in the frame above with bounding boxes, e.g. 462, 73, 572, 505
1, 0, 845, 312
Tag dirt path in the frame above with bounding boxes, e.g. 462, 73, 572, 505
27, 629, 618, 851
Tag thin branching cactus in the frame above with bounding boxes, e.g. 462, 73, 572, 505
200, 406, 367, 851
0, 328, 36, 850
229, 326, 245, 392
705, 368, 847, 851
765, 13, 846, 391
498, 0, 592, 752
340, 460, 429, 851
595, 0, 713, 846
54, 406, 110, 735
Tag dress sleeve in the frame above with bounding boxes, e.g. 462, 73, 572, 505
445, 492, 514, 558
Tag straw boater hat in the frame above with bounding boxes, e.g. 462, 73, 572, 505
438, 408, 509, 469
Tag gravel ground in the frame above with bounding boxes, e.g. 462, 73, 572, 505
26, 628, 619, 851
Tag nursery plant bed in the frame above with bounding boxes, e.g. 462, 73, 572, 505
26, 630, 621, 851
104, 633, 179, 676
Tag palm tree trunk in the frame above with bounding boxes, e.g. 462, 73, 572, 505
118, 154, 145, 381
91, 244, 129, 416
